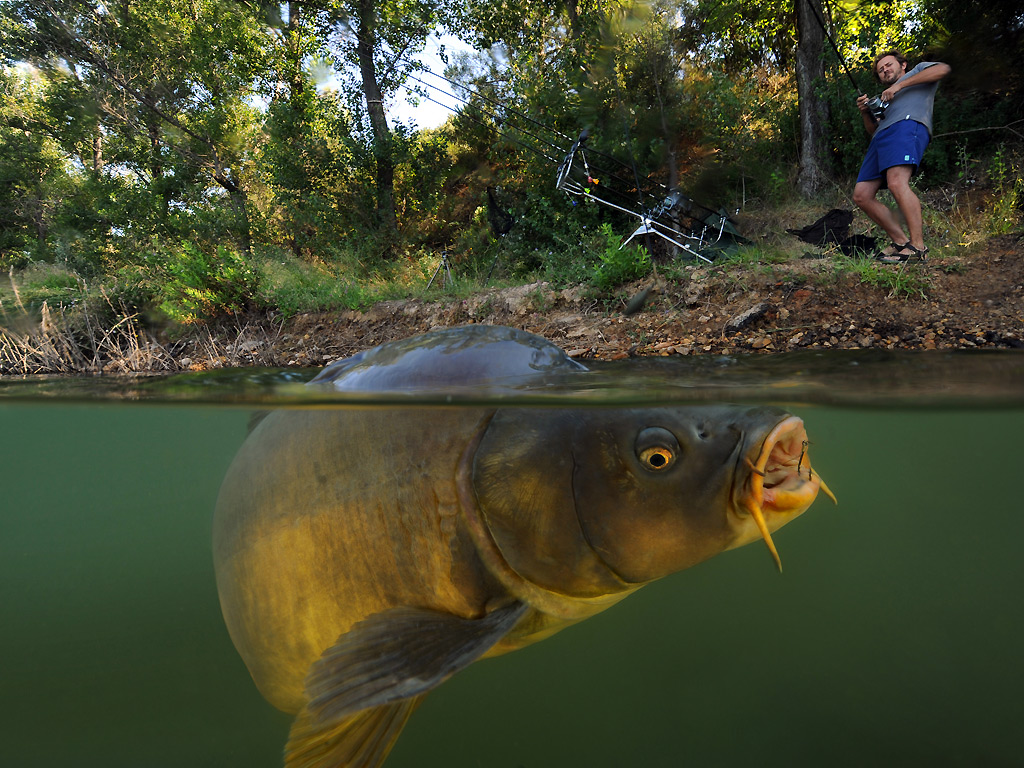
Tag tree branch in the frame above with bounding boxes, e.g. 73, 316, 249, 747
933, 119, 1024, 141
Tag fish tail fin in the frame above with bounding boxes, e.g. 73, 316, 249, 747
284, 695, 423, 768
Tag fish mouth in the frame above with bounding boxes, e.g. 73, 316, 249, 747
732, 415, 837, 572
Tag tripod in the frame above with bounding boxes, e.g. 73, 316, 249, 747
427, 249, 454, 289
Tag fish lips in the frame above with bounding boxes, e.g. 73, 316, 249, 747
729, 415, 834, 571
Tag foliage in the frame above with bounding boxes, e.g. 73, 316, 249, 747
590, 222, 651, 290
158, 242, 259, 324
827, 253, 930, 300
0, 67, 73, 263
985, 145, 1023, 235
2, 0, 1023, 328
255, 252, 375, 317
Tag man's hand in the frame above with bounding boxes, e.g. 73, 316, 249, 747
857, 94, 878, 134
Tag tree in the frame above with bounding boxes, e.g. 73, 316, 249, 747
795, 0, 830, 196
0, 68, 72, 260
353, 0, 398, 236
1, 0, 269, 254
315, 0, 443, 247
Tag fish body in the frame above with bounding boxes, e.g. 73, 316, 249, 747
213, 325, 830, 767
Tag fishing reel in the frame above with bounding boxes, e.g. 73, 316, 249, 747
865, 96, 888, 122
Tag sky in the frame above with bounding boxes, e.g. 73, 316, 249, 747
387, 34, 476, 129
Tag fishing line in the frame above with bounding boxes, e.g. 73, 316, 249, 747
396, 55, 731, 251
398, 81, 560, 164
399, 56, 575, 144
802, 0, 866, 95
402, 71, 568, 156
404, 69, 670, 213
398, 75, 661, 208
412, 72, 660, 210
403, 57, 676, 204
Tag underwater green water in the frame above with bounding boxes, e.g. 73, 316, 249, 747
2, 351, 1023, 767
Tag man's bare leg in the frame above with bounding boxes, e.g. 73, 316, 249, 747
853, 178, 910, 252
885, 165, 925, 251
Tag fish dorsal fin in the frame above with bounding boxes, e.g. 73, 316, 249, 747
247, 410, 270, 434
285, 696, 422, 768
303, 601, 528, 725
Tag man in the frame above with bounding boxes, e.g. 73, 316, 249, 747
852, 52, 951, 262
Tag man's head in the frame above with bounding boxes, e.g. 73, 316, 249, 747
874, 51, 908, 85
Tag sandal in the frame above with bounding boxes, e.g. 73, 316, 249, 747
877, 244, 928, 263
873, 241, 910, 260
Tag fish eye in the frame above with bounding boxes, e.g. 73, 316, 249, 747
639, 446, 674, 470
635, 427, 679, 472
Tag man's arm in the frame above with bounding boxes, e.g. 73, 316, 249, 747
881, 62, 952, 103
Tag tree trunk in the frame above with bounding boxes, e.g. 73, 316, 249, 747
795, 0, 831, 197
564, 0, 581, 40
654, 76, 681, 255
92, 130, 103, 172
286, 1, 304, 104
355, 0, 398, 240
214, 168, 253, 257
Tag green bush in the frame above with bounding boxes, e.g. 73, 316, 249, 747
255, 254, 374, 317
986, 146, 1023, 235
590, 222, 651, 290
159, 242, 259, 324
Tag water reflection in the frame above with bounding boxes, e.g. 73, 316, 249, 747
1, 349, 1023, 407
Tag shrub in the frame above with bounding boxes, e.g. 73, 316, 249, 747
255, 254, 374, 317
159, 242, 259, 324
590, 222, 652, 290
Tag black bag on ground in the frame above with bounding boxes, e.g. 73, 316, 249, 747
787, 208, 853, 246
787, 209, 877, 257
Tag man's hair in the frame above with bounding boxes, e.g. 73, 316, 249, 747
873, 51, 908, 80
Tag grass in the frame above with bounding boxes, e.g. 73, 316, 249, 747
824, 253, 931, 300
0, 295, 174, 374
256, 255, 377, 318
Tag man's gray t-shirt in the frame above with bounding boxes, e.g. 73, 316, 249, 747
876, 62, 942, 136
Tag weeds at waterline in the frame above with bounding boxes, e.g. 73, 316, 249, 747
1, 270, 285, 374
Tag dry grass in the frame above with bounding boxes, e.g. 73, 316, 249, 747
0, 299, 177, 375
1, 267, 287, 375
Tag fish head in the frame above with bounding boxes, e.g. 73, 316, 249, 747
471, 405, 829, 607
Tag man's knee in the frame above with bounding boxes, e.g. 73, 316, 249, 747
852, 183, 875, 209
885, 165, 914, 193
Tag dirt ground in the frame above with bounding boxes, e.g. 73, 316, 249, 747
178, 233, 1024, 370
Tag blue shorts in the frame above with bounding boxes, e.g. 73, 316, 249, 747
856, 119, 931, 187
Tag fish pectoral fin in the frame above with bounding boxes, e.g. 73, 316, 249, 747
285, 696, 422, 768
304, 601, 528, 725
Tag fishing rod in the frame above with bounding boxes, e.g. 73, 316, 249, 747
802, 0, 888, 121
397, 79, 720, 264
399, 78, 698, 235
559, 168, 723, 262
802, 0, 863, 94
